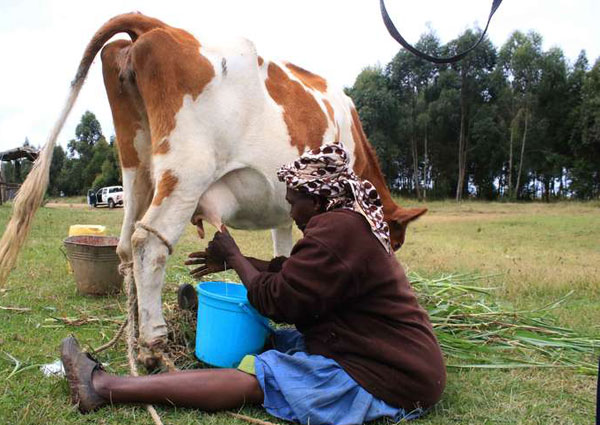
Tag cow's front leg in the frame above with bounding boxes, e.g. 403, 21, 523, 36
271, 223, 293, 257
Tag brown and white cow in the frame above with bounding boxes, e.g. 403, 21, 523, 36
0, 13, 426, 353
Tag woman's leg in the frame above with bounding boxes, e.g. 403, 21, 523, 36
92, 368, 264, 410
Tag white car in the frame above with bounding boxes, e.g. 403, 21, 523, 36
90, 186, 124, 209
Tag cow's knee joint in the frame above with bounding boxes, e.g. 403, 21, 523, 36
154, 254, 167, 268
117, 240, 132, 263
131, 228, 149, 249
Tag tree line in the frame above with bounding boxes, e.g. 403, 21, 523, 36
49, 111, 121, 196
347, 29, 600, 201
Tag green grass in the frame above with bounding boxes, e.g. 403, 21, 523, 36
0, 201, 598, 424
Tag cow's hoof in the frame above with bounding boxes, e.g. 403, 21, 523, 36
137, 338, 174, 372
137, 349, 161, 371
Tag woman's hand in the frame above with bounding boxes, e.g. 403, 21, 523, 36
208, 225, 241, 261
185, 226, 241, 278
185, 250, 226, 279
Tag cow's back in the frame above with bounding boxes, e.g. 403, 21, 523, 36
189, 38, 392, 231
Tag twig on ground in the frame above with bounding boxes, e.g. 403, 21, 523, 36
3, 351, 20, 379
227, 412, 280, 425
0, 306, 31, 312
45, 316, 124, 327
2, 351, 45, 380
92, 319, 128, 354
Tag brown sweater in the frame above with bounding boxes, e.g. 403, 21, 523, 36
246, 209, 446, 410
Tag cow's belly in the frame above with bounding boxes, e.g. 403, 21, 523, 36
196, 167, 290, 230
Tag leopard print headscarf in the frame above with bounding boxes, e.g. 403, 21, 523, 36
277, 142, 391, 253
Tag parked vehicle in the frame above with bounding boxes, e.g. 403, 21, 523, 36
88, 186, 124, 208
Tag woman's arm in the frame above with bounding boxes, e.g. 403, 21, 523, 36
225, 251, 261, 287
245, 257, 271, 272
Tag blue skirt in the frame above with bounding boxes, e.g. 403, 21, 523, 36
253, 329, 425, 425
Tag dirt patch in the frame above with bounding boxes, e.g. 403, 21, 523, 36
44, 202, 90, 209
44, 202, 122, 210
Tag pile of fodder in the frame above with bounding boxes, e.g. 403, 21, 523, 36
410, 273, 600, 374
163, 302, 198, 369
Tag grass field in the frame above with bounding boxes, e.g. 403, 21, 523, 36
0, 200, 598, 425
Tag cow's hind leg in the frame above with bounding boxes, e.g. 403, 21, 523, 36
101, 40, 154, 264
271, 223, 293, 257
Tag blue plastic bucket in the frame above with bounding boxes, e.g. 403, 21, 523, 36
195, 281, 270, 368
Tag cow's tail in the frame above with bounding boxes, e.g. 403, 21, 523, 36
0, 13, 167, 285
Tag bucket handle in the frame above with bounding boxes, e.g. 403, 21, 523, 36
238, 303, 274, 334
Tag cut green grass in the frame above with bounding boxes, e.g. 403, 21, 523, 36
411, 273, 599, 375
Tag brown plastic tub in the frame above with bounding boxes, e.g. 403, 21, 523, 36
63, 235, 123, 295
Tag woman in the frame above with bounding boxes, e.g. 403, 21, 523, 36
61, 142, 445, 424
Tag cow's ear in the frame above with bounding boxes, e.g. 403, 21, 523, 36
387, 207, 427, 251
391, 207, 428, 225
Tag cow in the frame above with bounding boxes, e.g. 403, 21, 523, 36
0, 13, 426, 364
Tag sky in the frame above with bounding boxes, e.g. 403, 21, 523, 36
0, 0, 598, 153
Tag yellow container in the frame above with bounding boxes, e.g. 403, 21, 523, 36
67, 225, 107, 273
69, 225, 107, 237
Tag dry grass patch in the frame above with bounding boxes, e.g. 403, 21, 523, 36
398, 200, 600, 302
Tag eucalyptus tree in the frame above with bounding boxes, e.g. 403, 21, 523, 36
534, 47, 570, 201
566, 51, 588, 157
387, 32, 441, 199
498, 31, 543, 199
486, 66, 513, 197
442, 29, 496, 201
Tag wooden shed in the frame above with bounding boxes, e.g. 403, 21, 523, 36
0, 147, 39, 204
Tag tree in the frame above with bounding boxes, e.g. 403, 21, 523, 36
347, 66, 400, 188
570, 58, 600, 198
427, 74, 461, 198
48, 145, 66, 195
64, 111, 110, 193
443, 29, 497, 201
56, 158, 83, 196
498, 31, 543, 199
91, 137, 121, 189
533, 47, 570, 201
52, 111, 121, 196
387, 32, 441, 199
69, 111, 104, 159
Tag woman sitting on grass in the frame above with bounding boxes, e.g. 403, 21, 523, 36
60, 142, 446, 425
